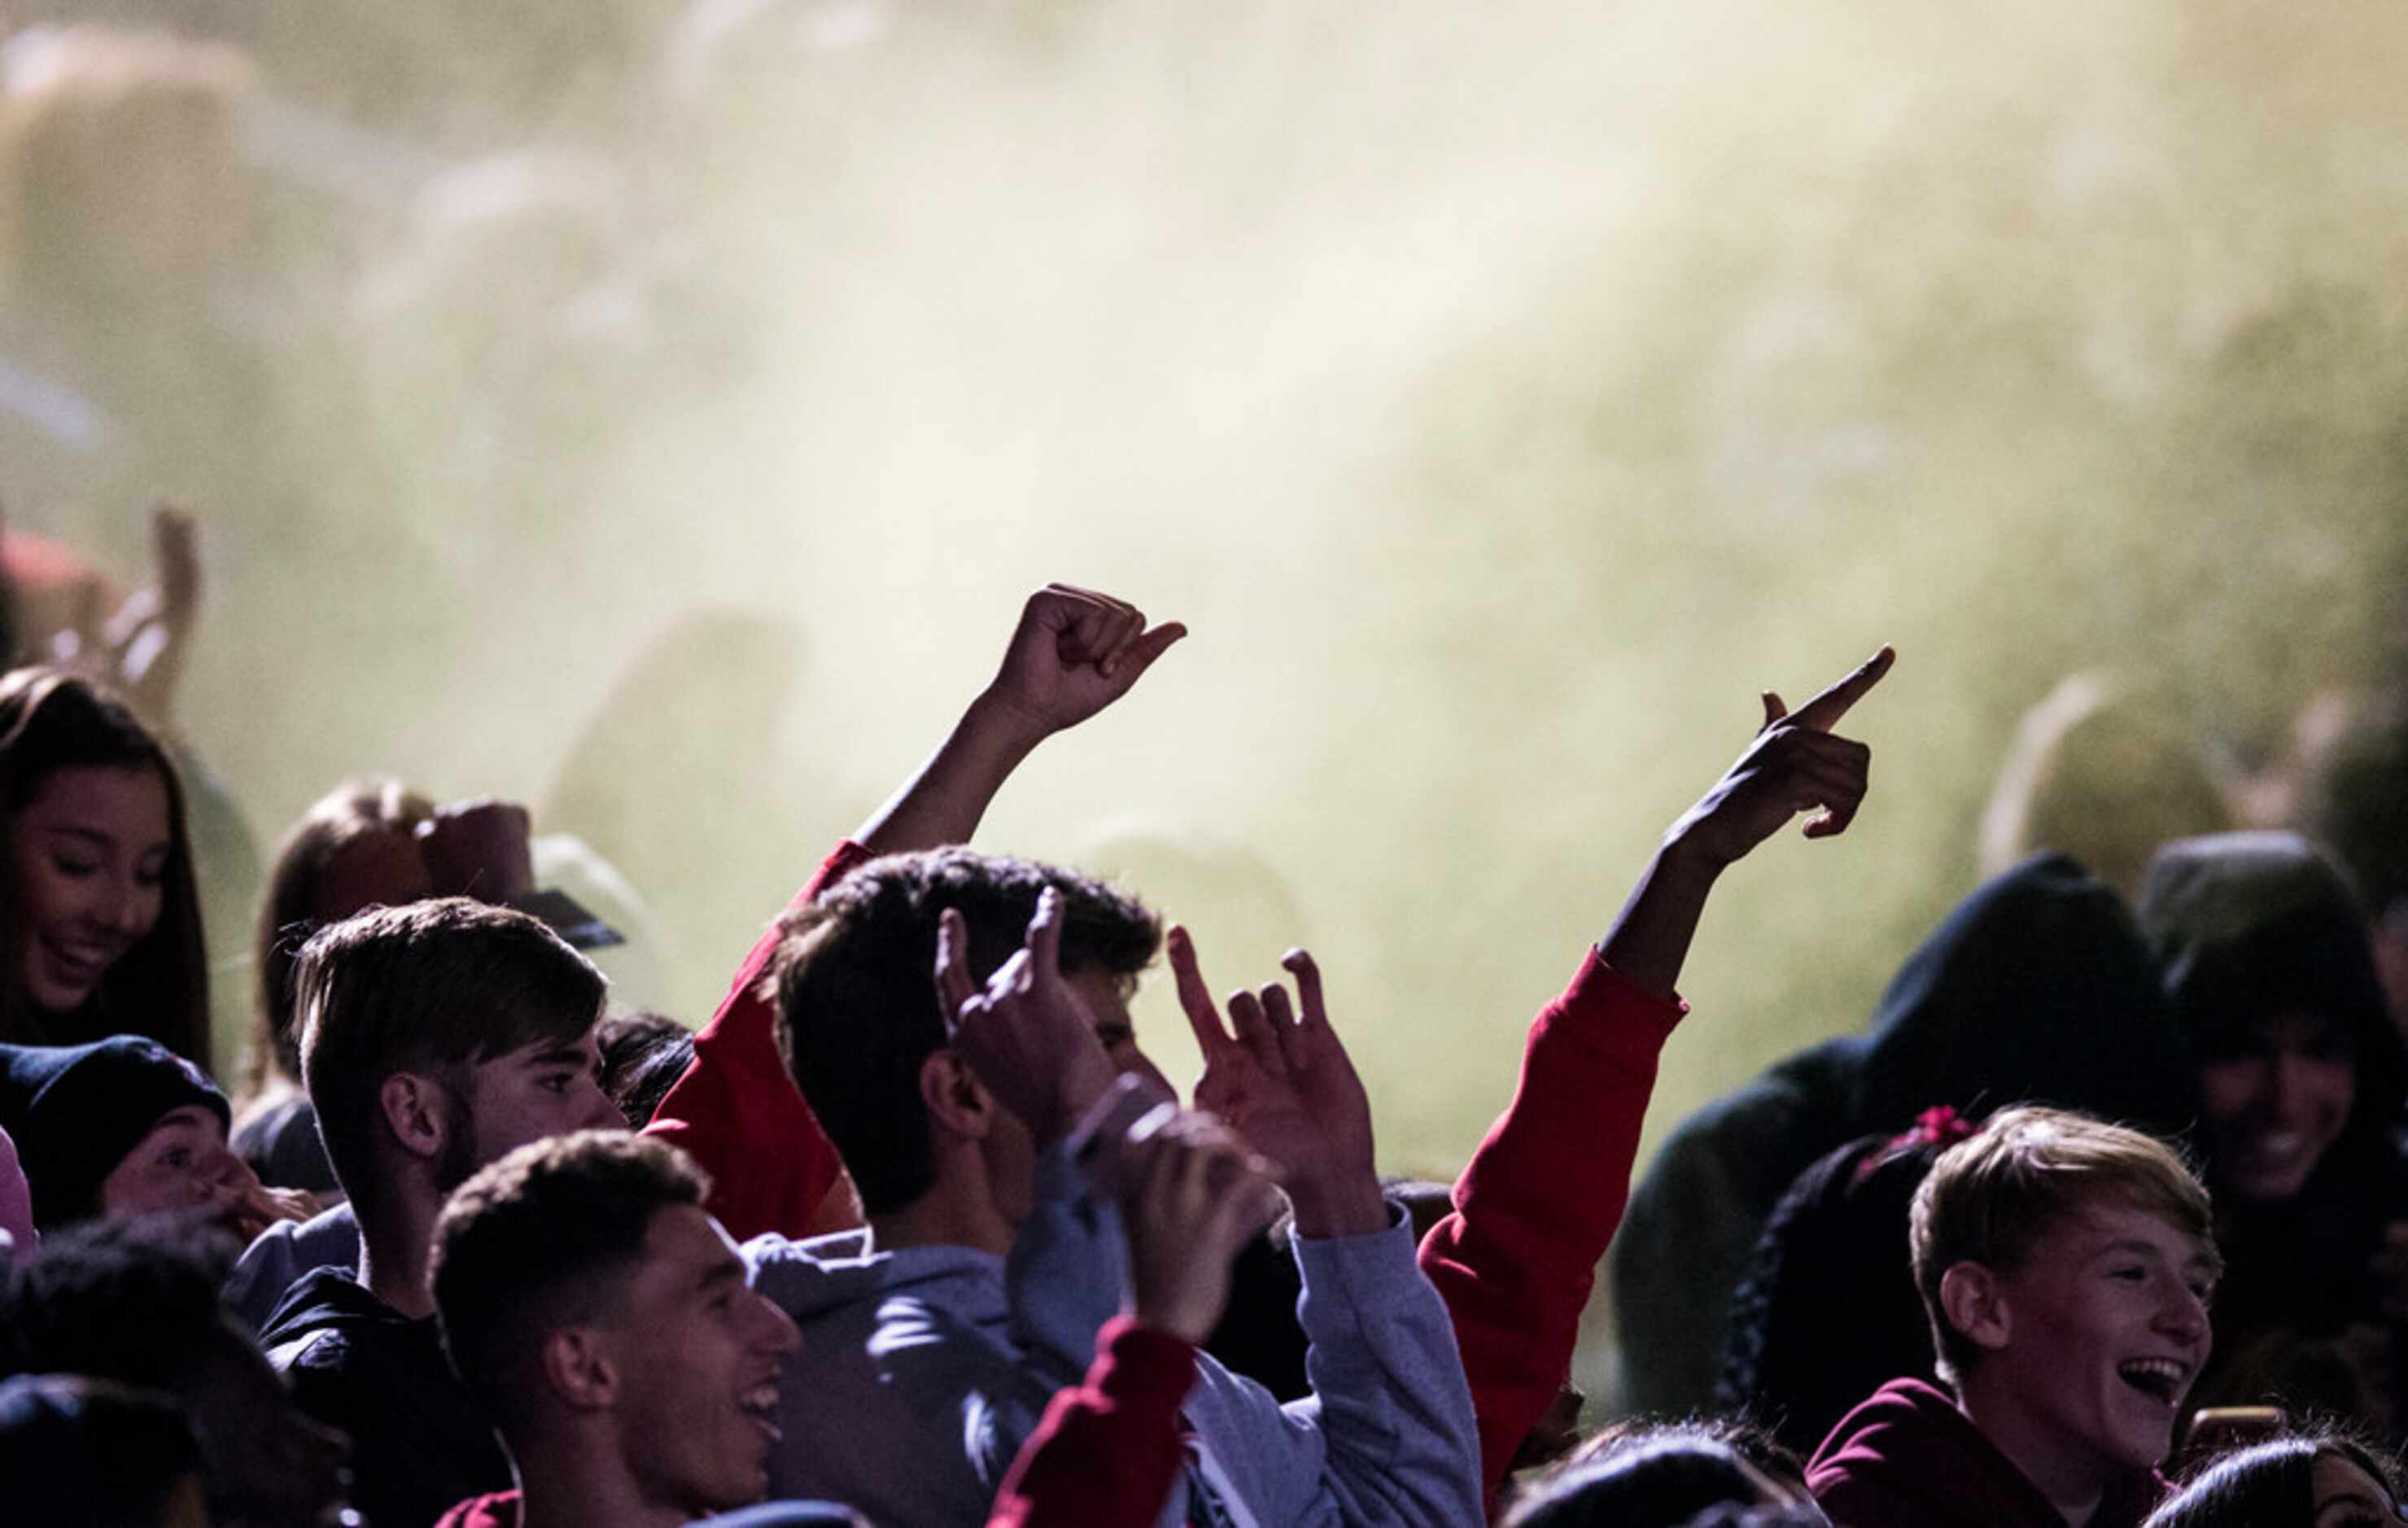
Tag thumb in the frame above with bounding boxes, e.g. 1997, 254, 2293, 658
1760, 692, 1789, 731
1104, 622, 1187, 692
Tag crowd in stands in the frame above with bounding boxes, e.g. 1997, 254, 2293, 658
9, 12, 2408, 1528
0, 548, 2404, 1528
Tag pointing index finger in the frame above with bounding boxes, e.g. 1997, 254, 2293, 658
1789, 644, 1896, 734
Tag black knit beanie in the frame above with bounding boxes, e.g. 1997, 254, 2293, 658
0, 1038, 229, 1229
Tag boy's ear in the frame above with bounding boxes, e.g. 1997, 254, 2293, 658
541, 1325, 620, 1412
378, 1072, 456, 1165
1939, 1261, 2012, 1355
920, 1049, 994, 1141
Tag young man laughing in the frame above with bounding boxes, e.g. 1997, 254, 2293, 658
1810, 1107, 2219, 1528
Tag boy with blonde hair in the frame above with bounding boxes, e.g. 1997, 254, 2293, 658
1809, 1107, 2220, 1528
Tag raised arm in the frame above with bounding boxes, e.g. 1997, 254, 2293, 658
1166, 932, 1487, 1526
644, 585, 1184, 1241
1422, 646, 1894, 1509
1602, 645, 1891, 998
861, 584, 1183, 856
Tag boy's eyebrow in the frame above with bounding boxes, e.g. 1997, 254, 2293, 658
2093, 1237, 2225, 1275
521, 1045, 593, 1069
697, 1260, 744, 1292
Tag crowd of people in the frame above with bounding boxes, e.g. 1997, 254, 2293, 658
0, 557, 2401, 1528
9, 11, 2408, 1528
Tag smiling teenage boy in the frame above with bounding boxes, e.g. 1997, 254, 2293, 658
429, 1131, 853, 1528
1809, 1107, 2221, 1528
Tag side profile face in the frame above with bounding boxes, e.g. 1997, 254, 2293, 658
1959, 1202, 2218, 1479
1068, 966, 1172, 1097
456, 1030, 621, 1186
7, 764, 171, 1013
2313, 1450, 2400, 1528
98, 1104, 253, 1227
2197, 1010, 2356, 1203
611, 1203, 799, 1515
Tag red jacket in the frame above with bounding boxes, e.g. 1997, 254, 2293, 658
640, 841, 866, 1240
1809, 1377, 2164, 1528
1416, 951, 1687, 1511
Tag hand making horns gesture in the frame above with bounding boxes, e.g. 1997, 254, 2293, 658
1166, 928, 1387, 1239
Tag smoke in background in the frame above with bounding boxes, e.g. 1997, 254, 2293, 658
8, 0, 2406, 1402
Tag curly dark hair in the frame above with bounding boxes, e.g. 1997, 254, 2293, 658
0, 1214, 243, 1390
770, 848, 1160, 1216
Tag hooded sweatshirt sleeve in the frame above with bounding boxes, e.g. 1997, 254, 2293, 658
1416, 950, 1687, 1508
642, 839, 868, 1241
1175, 1207, 1484, 1527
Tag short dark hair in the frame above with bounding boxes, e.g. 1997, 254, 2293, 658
2147, 1430, 2405, 1527
0, 1373, 202, 1528
431, 1130, 708, 1419
296, 897, 606, 1215
770, 849, 1160, 1216
597, 1011, 694, 1129
1507, 1426, 1774, 1528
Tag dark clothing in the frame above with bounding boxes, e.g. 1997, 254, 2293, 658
1808, 1377, 2161, 1528
1610, 1035, 1864, 1413
1720, 1113, 1970, 1456
1613, 853, 2196, 1415
435, 1494, 863, 1527
262, 1268, 509, 1528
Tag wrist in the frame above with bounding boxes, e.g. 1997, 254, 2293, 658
1284, 1167, 1388, 1240
1657, 820, 1738, 880
963, 688, 1059, 760
1130, 1285, 1222, 1344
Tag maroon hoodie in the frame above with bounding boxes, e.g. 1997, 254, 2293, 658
1808, 1377, 2164, 1528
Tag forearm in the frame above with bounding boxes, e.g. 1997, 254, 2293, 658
1417, 954, 1685, 1503
1597, 829, 1726, 1002
859, 691, 1051, 856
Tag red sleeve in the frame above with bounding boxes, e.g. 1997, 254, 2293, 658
641, 840, 873, 1242
1417, 950, 1687, 1511
986, 1316, 1196, 1528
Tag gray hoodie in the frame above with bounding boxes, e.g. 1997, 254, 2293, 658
745, 1144, 1482, 1527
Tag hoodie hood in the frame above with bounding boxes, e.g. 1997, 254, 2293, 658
745, 1227, 1007, 1329
2136, 831, 2403, 1127
743, 1228, 1031, 1518
1809, 1376, 2161, 1528
1853, 853, 2196, 1137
